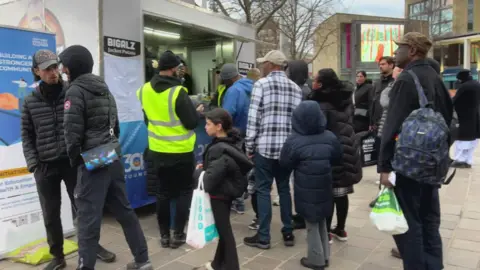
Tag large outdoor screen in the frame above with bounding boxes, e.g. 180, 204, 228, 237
360, 24, 404, 62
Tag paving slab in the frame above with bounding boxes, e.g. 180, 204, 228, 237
2, 147, 480, 270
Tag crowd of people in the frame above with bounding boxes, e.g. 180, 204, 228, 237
19, 30, 480, 270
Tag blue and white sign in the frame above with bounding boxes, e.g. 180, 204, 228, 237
0, 26, 75, 257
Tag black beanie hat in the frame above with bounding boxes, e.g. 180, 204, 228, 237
159, 50, 180, 71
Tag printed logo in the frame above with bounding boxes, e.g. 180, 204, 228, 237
64, 100, 71, 110
32, 38, 49, 47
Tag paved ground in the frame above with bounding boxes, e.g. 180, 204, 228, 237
2, 151, 480, 270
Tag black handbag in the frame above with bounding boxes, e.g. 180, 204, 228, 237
80, 93, 120, 171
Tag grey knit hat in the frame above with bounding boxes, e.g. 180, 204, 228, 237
220, 63, 239, 80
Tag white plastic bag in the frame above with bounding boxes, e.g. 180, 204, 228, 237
370, 187, 409, 235
186, 171, 219, 249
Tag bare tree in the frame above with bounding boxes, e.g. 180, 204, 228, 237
211, 0, 288, 35
276, 0, 338, 62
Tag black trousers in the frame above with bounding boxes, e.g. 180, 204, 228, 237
326, 196, 349, 232
211, 199, 239, 270
34, 160, 77, 259
251, 193, 258, 219
75, 160, 148, 269
154, 156, 194, 236
393, 174, 442, 270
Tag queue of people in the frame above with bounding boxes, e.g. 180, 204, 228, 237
20, 30, 477, 270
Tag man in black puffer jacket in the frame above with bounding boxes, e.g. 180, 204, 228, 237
21, 49, 115, 270
59, 45, 152, 270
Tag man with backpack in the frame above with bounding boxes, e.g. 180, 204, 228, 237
378, 32, 453, 269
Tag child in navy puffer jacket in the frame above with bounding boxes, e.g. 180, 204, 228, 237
280, 101, 342, 270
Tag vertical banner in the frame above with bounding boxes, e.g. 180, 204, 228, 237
103, 36, 155, 209
0, 26, 74, 257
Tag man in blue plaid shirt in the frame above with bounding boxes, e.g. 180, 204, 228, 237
244, 50, 303, 249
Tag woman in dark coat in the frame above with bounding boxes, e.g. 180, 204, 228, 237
308, 68, 363, 243
353, 71, 374, 132
452, 70, 480, 168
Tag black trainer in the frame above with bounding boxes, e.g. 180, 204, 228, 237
170, 233, 186, 249
160, 234, 170, 248
300, 257, 324, 270
243, 234, 270, 249
283, 232, 295, 246
44, 257, 66, 270
96, 245, 116, 263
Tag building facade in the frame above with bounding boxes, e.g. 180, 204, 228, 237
312, 13, 424, 82
405, 0, 480, 36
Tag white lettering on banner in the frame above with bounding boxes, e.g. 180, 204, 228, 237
107, 38, 135, 50
106, 47, 137, 56
0, 52, 32, 72
123, 153, 144, 173
32, 38, 48, 47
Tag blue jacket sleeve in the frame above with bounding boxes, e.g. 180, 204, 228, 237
221, 88, 239, 118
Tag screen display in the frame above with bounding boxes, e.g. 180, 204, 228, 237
360, 24, 404, 62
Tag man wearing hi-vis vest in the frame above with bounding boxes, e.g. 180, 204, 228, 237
137, 50, 199, 249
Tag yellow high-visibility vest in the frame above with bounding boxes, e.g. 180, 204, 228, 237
136, 83, 196, 153
217, 84, 226, 106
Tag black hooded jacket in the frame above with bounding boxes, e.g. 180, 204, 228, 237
453, 78, 480, 141
288, 60, 311, 100
59, 46, 121, 166
308, 84, 363, 187
21, 81, 68, 172
197, 130, 253, 199
280, 101, 342, 222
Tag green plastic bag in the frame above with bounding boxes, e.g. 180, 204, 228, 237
369, 188, 409, 235
6, 238, 78, 265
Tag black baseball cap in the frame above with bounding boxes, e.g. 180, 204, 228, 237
32, 49, 58, 70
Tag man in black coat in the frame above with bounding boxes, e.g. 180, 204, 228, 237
370, 56, 395, 131
21, 49, 115, 270
452, 69, 480, 168
379, 32, 453, 270
59, 45, 152, 270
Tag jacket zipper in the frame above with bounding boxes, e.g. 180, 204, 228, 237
53, 100, 60, 154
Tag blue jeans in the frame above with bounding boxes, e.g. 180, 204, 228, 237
232, 196, 245, 211
393, 174, 442, 270
254, 153, 293, 242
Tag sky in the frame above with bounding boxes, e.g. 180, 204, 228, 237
337, 0, 405, 18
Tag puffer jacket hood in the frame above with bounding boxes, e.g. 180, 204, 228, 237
292, 101, 326, 136
58, 45, 94, 82
70, 73, 109, 96
310, 82, 354, 110
288, 60, 309, 86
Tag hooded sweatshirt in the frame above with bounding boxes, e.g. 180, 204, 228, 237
288, 60, 311, 100
222, 77, 253, 135
60, 45, 121, 166
280, 101, 342, 222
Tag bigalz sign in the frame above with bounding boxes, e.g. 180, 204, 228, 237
104, 36, 141, 57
